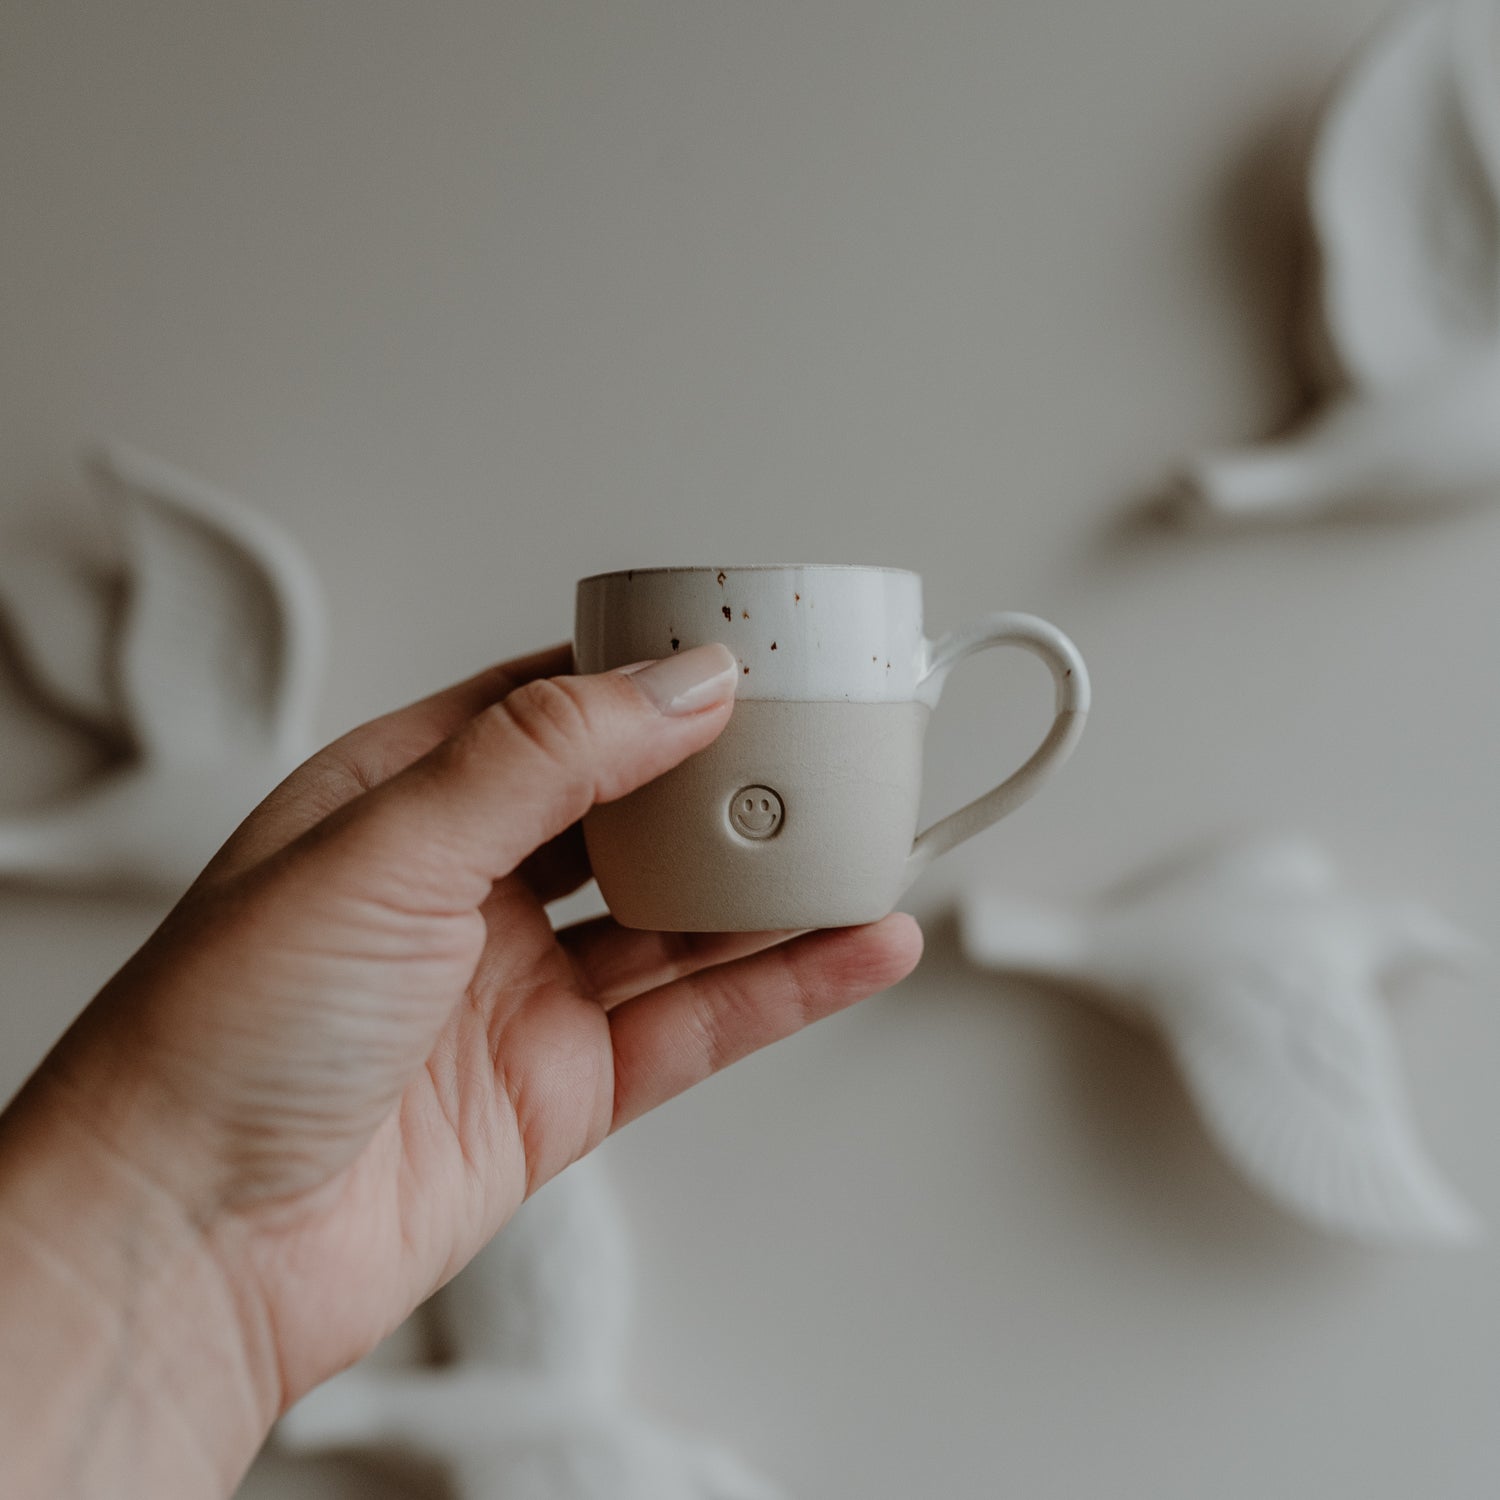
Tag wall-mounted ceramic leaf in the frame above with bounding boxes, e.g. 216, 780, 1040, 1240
960, 837, 1485, 1244
1183, 0, 1500, 518
0, 442, 325, 892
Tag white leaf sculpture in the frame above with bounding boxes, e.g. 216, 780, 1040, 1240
959, 837, 1484, 1244
278, 1156, 786, 1500
1182, 0, 1500, 518
0, 441, 325, 891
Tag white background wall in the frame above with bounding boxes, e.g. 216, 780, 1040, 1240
2, 2, 1497, 1495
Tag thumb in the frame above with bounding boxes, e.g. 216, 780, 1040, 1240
310, 643, 740, 907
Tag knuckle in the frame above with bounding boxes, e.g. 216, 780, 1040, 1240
773, 943, 823, 1028
683, 993, 733, 1078
495, 676, 593, 765
689, 966, 762, 1076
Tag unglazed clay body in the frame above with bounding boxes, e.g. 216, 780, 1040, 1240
0, 442, 324, 891
278, 1157, 784, 1500
586, 700, 930, 930
959, 837, 1483, 1244
1182, 0, 1500, 519
577, 566, 1088, 931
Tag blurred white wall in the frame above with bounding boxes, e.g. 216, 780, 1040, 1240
2, 2, 1497, 1496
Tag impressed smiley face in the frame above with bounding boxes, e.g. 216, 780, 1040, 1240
729, 785, 785, 840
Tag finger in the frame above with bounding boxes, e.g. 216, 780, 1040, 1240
607, 913, 923, 1130
333, 643, 577, 777
304, 644, 740, 912
516, 822, 592, 907
558, 916, 800, 1008
202, 644, 574, 883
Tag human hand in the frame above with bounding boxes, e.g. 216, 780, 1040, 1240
0, 642, 921, 1498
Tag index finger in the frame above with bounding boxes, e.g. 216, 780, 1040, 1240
606, 914, 924, 1131
202, 643, 574, 884
337, 643, 577, 771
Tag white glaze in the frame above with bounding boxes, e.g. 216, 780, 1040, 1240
0, 441, 325, 892
576, 564, 927, 701
279, 1157, 784, 1498
429, 1153, 631, 1389
960, 836, 1485, 1245
1182, 0, 1500, 518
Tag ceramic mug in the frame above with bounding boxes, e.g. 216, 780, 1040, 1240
575, 564, 1089, 931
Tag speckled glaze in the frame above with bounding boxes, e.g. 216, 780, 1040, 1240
576, 565, 1089, 930
576, 564, 929, 702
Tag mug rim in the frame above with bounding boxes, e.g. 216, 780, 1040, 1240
578, 562, 918, 584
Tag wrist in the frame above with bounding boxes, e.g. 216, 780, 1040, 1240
0, 1063, 278, 1498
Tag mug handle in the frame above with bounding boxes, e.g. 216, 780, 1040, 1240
904, 612, 1090, 886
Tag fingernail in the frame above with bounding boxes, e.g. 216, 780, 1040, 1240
626, 643, 739, 715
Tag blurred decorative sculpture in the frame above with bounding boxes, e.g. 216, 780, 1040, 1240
0, 441, 324, 891
278, 1156, 785, 1500
960, 837, 1484, 1244
1181, 0, 1500, 519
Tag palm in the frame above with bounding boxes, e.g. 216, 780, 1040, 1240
94, 648, 917, 1411
212, 871, 615, 1400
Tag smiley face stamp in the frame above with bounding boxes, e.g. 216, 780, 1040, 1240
576, 565, 1087, 930
729, 785, 785, 840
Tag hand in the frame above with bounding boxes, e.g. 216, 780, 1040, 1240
0, 642, 921, 1498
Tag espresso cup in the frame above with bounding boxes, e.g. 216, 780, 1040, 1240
575, 564, 1089, 931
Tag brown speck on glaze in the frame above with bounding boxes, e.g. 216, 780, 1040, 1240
671, 638, 680, 651
721, 605, 732, 621
770, 641, 778, 650
741, 609, 750, 619
794, 592, 800, 602
717, 571, 727, 587
743, 665, 750, 674
885, 661, 891, 669
872, 656, 878, 663
1065, 668, 1072, 677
